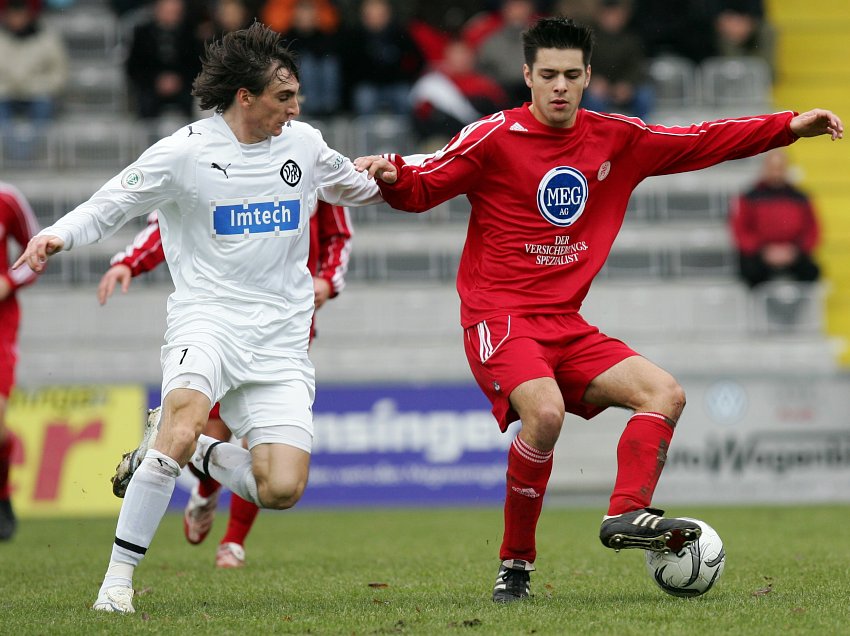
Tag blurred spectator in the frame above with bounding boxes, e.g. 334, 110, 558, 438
196, 0, 256, 42
630, 0, 716, 63
729, 149, 821, 290
261, 0, 337, 34
283, 0, 342, 117
552, 0, 599, 23
410, 38, 508, 149
474, 0, 538, 106
412, 1, 488, 39
581, 0, 653, 120
125, 0, 204, 121
0, 0, 41, 14
713, 0, 774, 73
0, 180, 39, 541
339, 0, 423, 116
0, 0, 67, 158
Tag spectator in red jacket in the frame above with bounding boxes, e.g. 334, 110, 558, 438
410, 38, 509, 149
729, 149, 821, 289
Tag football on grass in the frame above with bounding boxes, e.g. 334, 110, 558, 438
645, 518, 725, 597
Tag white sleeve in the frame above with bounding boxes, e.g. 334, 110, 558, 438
40, 138, 185, 250
311, 129, 383, 207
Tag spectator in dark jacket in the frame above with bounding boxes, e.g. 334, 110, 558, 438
581, 0, 653, 119
339, 0, 423, 115
283, 0, 342, 117
125, 0, 204, 121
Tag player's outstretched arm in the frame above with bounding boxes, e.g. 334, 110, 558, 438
353, 155, 398, 184
12, 234, 64, 273
97, 264, 133, 306
790, 109, 844, 140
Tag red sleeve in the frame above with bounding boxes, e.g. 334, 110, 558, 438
378, 113, 503, 211
109, 212, 166, 277
313, 201, 353, 297
0, 185, 39, 291
626, 111, 799, 178
729, 194, 761, 255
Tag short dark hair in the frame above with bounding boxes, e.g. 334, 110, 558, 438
521, 17, 595, 68
193, 21, 299, 114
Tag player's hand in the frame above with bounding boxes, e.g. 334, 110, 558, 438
762, 242, 798, 267
313, 276, 332, 309
12, 234, 64, 273
0, 276, 10, 302
353, 155, 398, 184
97, 264, 133, 306
790, 109, 844, 140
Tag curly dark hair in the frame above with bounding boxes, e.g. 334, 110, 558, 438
522, 16, 595, 68
192, 22, 299, 114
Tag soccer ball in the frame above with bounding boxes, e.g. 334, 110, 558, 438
645, 518, 725, 597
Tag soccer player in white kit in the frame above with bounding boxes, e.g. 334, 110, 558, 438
14, 23, 382, 614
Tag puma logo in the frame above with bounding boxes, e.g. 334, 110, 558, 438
211, 162, 231, 178
187, 125, 201, 137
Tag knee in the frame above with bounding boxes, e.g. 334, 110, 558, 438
520, 404, 565, 449
656, 379, 686, 423
257, 475, 307, 510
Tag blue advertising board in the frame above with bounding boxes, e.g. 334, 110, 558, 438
151, 383, 517, 509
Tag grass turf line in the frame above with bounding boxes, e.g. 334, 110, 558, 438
0, 504, 847, 635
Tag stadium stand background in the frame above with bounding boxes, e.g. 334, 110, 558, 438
5, 0, 847, 388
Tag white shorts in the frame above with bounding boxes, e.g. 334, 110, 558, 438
161, 338, 315, 453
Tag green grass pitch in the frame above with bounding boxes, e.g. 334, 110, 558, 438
1, 504, 848, 635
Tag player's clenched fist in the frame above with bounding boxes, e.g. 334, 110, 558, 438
12, 234, 64, 273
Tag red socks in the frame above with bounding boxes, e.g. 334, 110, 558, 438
500, 436, 553, 563
0, 435, 12, 499
221, 494, 259, 546
608, 412, 674, 516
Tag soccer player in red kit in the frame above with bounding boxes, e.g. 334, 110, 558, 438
0, 182, 39, 541
98, 200, 353, 566
355, 16, 844, 602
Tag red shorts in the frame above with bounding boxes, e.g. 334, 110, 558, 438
208, 402, 222, 420
463, 313, 639, 431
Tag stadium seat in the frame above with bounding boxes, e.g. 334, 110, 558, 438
699, 57, 772, 108
351, 115, 417, 157
648, 56, 699, 108
58, 120, 140, 169
0, 124, 59, 170
749, 281, 826, 335
63, 63, 128, 115
681, 284, 750, 337
43, 9, 119, 61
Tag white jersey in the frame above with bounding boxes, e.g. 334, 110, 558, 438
40, 114, 381, 354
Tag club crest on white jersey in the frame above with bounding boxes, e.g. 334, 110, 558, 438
210, 195, 301, 239
536, 166, 588, 227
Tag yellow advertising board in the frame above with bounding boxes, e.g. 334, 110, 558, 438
6, 385, 147, 517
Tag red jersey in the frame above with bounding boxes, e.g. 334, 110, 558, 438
729, 182, 819, 255
0, 182, 39, 325
378, 105, 798, 328
113, 202, 353, 296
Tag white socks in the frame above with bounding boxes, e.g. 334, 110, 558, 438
191, 434, 261, 507
101, 449, 180, 591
